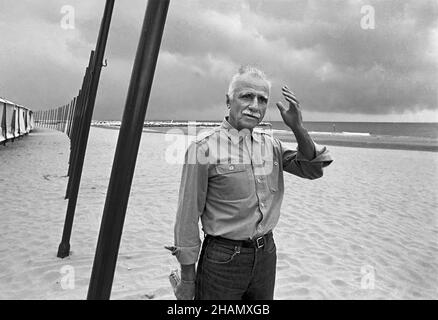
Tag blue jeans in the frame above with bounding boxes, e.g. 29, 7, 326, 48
195, 233, 277, 300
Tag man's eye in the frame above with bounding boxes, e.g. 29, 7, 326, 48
259, 97, 268, 104
241, 94, 252, 99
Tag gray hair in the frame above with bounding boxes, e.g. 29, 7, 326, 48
227, 65, 271, 99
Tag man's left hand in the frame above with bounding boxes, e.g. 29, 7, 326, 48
276, 86, 303, 130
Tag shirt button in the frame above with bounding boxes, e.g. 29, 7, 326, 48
274, 161, 278, 166
229, 165, 234, 170
256, 178, 262, 183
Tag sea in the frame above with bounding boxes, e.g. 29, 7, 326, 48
97, 120, 438, 140
268, 121, 438, 139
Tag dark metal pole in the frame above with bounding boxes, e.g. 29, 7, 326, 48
57, 0, 115, 258
57, 107, 60, 131
65, 102, 71, 134
50, 109, 53, 129
87, 0, 170, 300
55, 107, 58, 131
66, 101, 71, 136
65, 93, 82, 179
59, 106, 62, 131
65, 52, 94, 197
66, 62, 94, 198
67, 97, 76, 138
62, 105, 67, 133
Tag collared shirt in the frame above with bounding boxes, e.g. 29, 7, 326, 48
173, 118, 333, 264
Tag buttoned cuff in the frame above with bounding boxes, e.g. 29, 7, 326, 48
169, 245, 201, 265
296, 142, 333, 166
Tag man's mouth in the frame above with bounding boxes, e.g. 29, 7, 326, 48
242, 110, 260, 120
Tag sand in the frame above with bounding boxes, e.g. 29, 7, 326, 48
0, 127, 437, 300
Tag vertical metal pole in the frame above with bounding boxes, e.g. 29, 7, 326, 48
65, 53, 94, 199
65, 103, 70, 133
87, 0, 170, 300
61, 106, 64, 131
57, 0, 115, 258
67, 97, 77, 138
58, 107, 62, 131
61, 105, 66, 133
65, 53, 94, 196
56, 107, 59, 131
67, 100, 73, 135
64, 103, 69, 133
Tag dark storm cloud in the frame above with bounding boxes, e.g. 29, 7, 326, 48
0, 0, 436, 121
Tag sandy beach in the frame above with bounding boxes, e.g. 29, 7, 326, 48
0, 127, 437, 300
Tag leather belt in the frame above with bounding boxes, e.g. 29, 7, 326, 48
206, 231, 273, 249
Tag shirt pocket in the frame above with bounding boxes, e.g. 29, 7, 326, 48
264, 160, 280, 193
211, 164, 250, 200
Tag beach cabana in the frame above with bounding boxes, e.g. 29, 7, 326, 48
1, 99, 16, 140
0, 100, 5, 143
12, 105, 19, 138
28, 110, 34, 132
0, 98, 33, 141
18, 105, 26, 135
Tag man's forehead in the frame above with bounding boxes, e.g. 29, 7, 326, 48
233, 75, 270, 96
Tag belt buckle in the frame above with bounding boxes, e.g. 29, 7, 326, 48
256, 236, 264, 248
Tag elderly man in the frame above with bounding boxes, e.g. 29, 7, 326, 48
167, 66, 333, 300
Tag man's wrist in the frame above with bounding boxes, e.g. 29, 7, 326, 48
288, 123, 305, 133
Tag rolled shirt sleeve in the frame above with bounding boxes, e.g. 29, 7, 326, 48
278, 138, 333, 179
172, 142, 209, 265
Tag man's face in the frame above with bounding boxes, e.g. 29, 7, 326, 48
226, 75, 270, 131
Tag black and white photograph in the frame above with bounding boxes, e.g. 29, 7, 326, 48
0, 0, 437, 303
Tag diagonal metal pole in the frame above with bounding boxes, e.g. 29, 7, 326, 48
87, 0, 170, 300
65, 55, 94, 199
57, 0, 115, 258
67, 97, 76, 138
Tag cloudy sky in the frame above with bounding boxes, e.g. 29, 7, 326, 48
0, 0, 437, 122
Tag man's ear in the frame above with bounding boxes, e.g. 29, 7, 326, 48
225, 94, 230, 108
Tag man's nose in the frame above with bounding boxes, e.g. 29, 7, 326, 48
248, 97, 259, 110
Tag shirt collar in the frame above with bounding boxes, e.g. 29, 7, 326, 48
221, 117, 261, 144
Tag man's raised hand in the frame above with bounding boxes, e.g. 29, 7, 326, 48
276, 86, 303, 130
